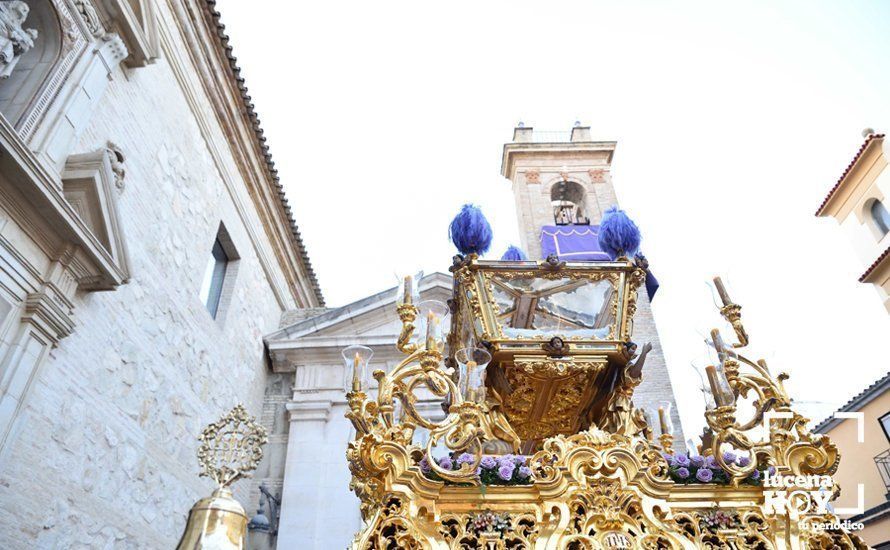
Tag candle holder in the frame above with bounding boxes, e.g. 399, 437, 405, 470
395, 272, 421, 307
710, 276, 749, 348
343, 345, 373, 393
455, 347, 491, 404
417, 300, 449, 352
657, 402, 674, 452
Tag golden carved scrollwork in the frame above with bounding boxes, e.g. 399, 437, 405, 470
673, 508, 774, 549
439, 511, 539, 549
702, 297, 839, 485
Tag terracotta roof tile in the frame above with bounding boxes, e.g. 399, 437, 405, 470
859, 245, 890, 282
816, 133, 885, 216
205, 1, 324, 306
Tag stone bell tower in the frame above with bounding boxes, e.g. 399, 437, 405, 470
500, 123, 685, 445
501, 124, 619, 260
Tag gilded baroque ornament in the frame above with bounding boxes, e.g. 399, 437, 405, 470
342, 261, 866, 549
176, 405, 268, 550
196, 403, 268, 488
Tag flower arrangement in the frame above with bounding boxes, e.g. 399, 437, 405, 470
418, 453, 533, 485
698, 509, 739, 532
469, 510, 511, 536
663, 451, 765, 486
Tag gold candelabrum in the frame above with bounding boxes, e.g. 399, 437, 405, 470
342, 261, 865, 549
176, 404, 268, 550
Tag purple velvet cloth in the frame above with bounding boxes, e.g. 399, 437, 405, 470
540, 224, 660, 300
540, 225, 611, 261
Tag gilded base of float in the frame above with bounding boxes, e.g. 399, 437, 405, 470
349, 430, 867, 550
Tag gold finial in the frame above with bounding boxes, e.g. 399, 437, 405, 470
176, 405, 268, 550
197, 403, 268, 488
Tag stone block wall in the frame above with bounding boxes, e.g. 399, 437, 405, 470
0, 50, 288, 549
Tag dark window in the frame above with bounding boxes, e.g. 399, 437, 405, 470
871, 200, 890, 237
200, 238, 229, 318
880, 411, 890, 444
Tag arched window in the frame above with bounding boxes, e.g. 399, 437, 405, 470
871, 200, 890, 238
0, 0, 62, 128
550, 180, 589, 225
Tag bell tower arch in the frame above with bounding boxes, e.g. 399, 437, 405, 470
501, 123, 618, 260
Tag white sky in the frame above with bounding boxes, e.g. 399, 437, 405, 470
216, 0, 890, 438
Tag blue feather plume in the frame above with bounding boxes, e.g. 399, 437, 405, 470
448, 204, 493, 255
598, 206, 641, 259
500, 245, 527, 261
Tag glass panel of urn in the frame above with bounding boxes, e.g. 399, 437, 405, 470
491, 275, 615, 339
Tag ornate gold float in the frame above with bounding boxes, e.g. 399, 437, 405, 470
345, 255, 867, 549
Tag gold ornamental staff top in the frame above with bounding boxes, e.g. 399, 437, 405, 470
176, 404, 268, 550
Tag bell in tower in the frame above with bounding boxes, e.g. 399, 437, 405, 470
551, 175, 591, 226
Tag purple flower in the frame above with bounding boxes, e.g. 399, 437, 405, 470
514, 455, 528, 466
497, 454, 515, 468
518, 466, 532, 479
722, 451, 737, 464
705, 456, 718, 469
497, 463, 515, 481
438, 457, 453, 470
696, 468, 714, 483
676, 467, 690, 479
662, 453, 673, 463
457, 452, 474, 467
690, 455, 705, 468
749, 469, 761, 481
419, 457, 431, 474
768, 465, 777, 476
480, 456, 497, 469
738, 456, 751, 467
672, 454, 690, 467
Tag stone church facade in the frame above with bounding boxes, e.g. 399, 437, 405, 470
0, 0, 322, 548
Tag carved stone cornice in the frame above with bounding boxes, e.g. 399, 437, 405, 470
91, 0, 159, 67
286, 400, 332, 424
22, 288, 75, 344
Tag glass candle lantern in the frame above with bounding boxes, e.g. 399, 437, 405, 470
342, 345, 373, 392
416, 300, 449, 352
395, 271, 422, 306
691, 361, 717, 411
454, 347, 491, 404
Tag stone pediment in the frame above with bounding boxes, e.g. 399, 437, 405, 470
61, 147, 131, 290
265, 273, 453, 371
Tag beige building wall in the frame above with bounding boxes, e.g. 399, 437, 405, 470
818, 134, 890, 312
818, 377, 890, 547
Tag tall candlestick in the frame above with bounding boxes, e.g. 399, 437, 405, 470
403, 275, 413, 305
713, 276, 732, 307
658, 406, 668, 434
706, 365, 734, 407
464, 360, 477, 401
351, 352, 362, 391
709, 328, 724, 354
